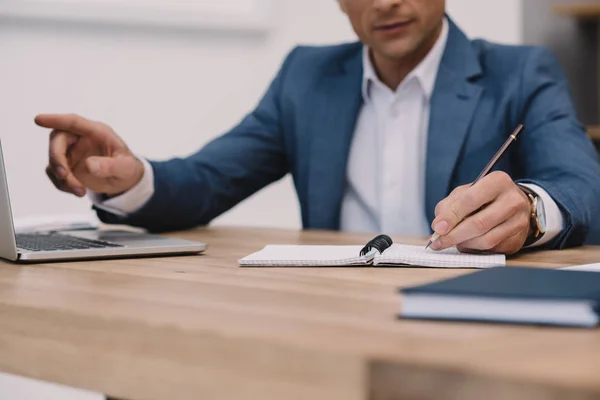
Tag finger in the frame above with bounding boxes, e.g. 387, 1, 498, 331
48, 130, 77, 172
432, 172, 512, 235
434, 185, 468, 218
46, 166, 84, 196
36, 113, 105, 140
48, 131, 85, 195
46, 166, 68, 192
432, 187, 496, 237
456, 213, 529, 254
85, 155, 131, 179
432, 199, 514, 250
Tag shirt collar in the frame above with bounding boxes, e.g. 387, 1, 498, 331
362, 17, 449, 101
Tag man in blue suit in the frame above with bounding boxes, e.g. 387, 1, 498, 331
35, 0, 600, 254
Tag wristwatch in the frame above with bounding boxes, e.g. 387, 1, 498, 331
518, 185, 547, 246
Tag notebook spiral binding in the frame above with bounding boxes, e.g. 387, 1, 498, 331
360, 234, 393, 256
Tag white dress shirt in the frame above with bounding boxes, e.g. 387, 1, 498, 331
91, 18, 563, 247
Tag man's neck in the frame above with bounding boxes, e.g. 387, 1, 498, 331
371, 22, 444, 90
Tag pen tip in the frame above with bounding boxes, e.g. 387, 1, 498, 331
425, 240, 432, 250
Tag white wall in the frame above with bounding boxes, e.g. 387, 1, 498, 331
447, 0, 523, 45
0, 0, 523, 233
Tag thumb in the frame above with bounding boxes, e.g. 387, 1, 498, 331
85, 155, 134, 179
85, 156, 116, 179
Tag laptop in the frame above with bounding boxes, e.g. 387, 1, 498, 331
0, 141, 207, 263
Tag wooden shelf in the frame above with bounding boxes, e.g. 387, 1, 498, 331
553, 3, 600, 19
588, 125, 600, 140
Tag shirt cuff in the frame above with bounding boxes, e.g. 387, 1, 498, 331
88, 157, 155, 217
520, 183, 564, 248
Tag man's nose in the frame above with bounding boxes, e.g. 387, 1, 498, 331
373, 0, 403, 13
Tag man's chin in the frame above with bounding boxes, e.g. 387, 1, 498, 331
371, 42, 417, 62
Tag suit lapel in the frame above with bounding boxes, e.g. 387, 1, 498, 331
307, 47, 364, 229
425, 19, 484, 225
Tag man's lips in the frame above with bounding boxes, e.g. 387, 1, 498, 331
374, 19, 415, 31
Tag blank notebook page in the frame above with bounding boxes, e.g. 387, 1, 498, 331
239, 245, 369, 266
375, 244, 506, 268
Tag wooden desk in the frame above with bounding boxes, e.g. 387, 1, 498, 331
0, 227, 599, 400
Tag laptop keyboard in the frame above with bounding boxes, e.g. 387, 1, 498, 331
16, 233, 124, 252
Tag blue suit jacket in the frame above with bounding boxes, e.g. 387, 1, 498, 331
97, 19, 600, 249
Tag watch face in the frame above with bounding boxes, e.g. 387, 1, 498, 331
535, 197, 547, 233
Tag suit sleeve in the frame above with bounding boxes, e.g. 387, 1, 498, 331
94, 48, 299, 232
515, 47, 600, 249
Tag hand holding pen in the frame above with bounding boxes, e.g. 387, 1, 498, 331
426, 124, 534, 255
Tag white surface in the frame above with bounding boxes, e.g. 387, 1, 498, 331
0, 0, 524, 232
446, 0, 523, 45
0, 0, 271, 32
239, 245, 370, 266
0, 373, 102, 400
375, 244, 506, 268
561, 263, 600, 272
239, 243, 506, 268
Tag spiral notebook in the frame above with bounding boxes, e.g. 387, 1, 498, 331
238, 235, 506, 269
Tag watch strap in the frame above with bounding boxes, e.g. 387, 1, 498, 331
517, 184, 543, 246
